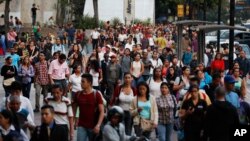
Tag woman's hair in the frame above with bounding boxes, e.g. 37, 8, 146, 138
137, 82, 150, 101
22, 56, 31, 67
90, 60, 100, 72
188, 84, 199, 93
133, 52, 141, 60
182, 66, 190, 72
215, 53, 222, 60
153, 67, 163, 81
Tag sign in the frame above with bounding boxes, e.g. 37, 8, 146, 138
177, 5, 184, 17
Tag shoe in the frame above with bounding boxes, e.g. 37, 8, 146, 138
33, 108, 40, 112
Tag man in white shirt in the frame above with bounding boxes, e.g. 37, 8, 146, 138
91, 28, 100, 49
149, 51, 163, 74
125, 36, 134, 51
0, 81, 34, 121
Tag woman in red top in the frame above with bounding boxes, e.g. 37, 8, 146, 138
162, 59, 170, 78
211, 53, 225, 73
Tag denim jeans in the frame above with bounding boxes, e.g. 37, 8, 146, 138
22, 82, 32, 99
157, 123, 173, 141
132, 76, 143, 87
77, 126, 95, 141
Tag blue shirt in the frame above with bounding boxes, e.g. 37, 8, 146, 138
138, 100, 151, 120
8, 53, 20, 69
225, 91, 240, 108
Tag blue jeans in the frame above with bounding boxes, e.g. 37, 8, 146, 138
77, 126, 95, 141
132, 76, 143, 87
157, 123, 173, 141
22, 82, 32, 99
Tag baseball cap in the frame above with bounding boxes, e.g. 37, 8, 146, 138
224, 75, 237, 84
106, 44, 111, 48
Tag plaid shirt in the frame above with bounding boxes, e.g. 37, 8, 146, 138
35, 61, 49, 85
156, 94, 176, 124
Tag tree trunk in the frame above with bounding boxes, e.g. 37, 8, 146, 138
4, 0, 11, 33
72, 0, 86, 18
93, 0, 99, 27
56, 0, 67, 25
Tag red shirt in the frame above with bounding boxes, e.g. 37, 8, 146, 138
211, 59, 225, 72
75, 90, 103, 129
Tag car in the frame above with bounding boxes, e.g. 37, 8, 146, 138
208, 30, 250, 47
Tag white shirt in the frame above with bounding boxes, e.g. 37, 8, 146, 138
147, 78, 166, 98
149, 58, 163, 74
125, 42, 134, 51
45, 96, 73, 125
118, 34, 127, 42
131, 61, 142, 78
89, 69, 100, 87
91, 31, 100, 39
149, 37, 155, 46
69, 73, 82, 92
118, 91, 134, 111
98, 52, 104, 61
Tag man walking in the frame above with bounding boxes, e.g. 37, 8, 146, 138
31, 4, 39, 26
72, 74, 105, 141
34, 52, 50, 112
48, 54, 70, 95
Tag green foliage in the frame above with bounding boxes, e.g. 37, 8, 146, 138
133, 18, 151, 26
75, 15, 97, 29
99, 20, 105, 29
111, 17, 121, 27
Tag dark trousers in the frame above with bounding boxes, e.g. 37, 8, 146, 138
3, 85, 11, 97
92, 39, 98, 49
123, 111, 133, 135
22, 82, 32, 99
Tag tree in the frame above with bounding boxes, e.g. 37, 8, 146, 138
56, 0, 68, 25
72, 0, 86, 18
93, 0, 99, 27
0, 0, 11, 33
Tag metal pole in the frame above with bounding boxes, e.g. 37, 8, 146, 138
198, 30, 205, 64
217, 0, 222, 52
229, 0, 235, 70
203, 0, 206, 21
177, 25, 183, 61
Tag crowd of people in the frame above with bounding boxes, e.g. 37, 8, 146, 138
0, 18, 250, 141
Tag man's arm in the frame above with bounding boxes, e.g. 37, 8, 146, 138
93, 103, 104, 134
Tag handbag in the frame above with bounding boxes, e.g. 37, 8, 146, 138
140, 118, 154, 131
3, 77, 15, 86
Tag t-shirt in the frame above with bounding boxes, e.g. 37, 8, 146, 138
74, 90, 103, 129
181, 98, 207, 131
147, 78, 166, 98
31, 7, 37, 16
69, 74, 82, 92
225, 91, 240, 109
45, 96, 73, 125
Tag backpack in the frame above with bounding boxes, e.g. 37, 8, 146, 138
238, 101, 250, 125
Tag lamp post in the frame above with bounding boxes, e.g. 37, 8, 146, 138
217, 0, 222, 52
229, 0, 235, 70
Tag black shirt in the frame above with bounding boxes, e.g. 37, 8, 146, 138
204, 101, 239, 141
182, 98, 207, 131
31, 7, 37, 16
204, 84, 218, 103
1, 65, 17, 79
